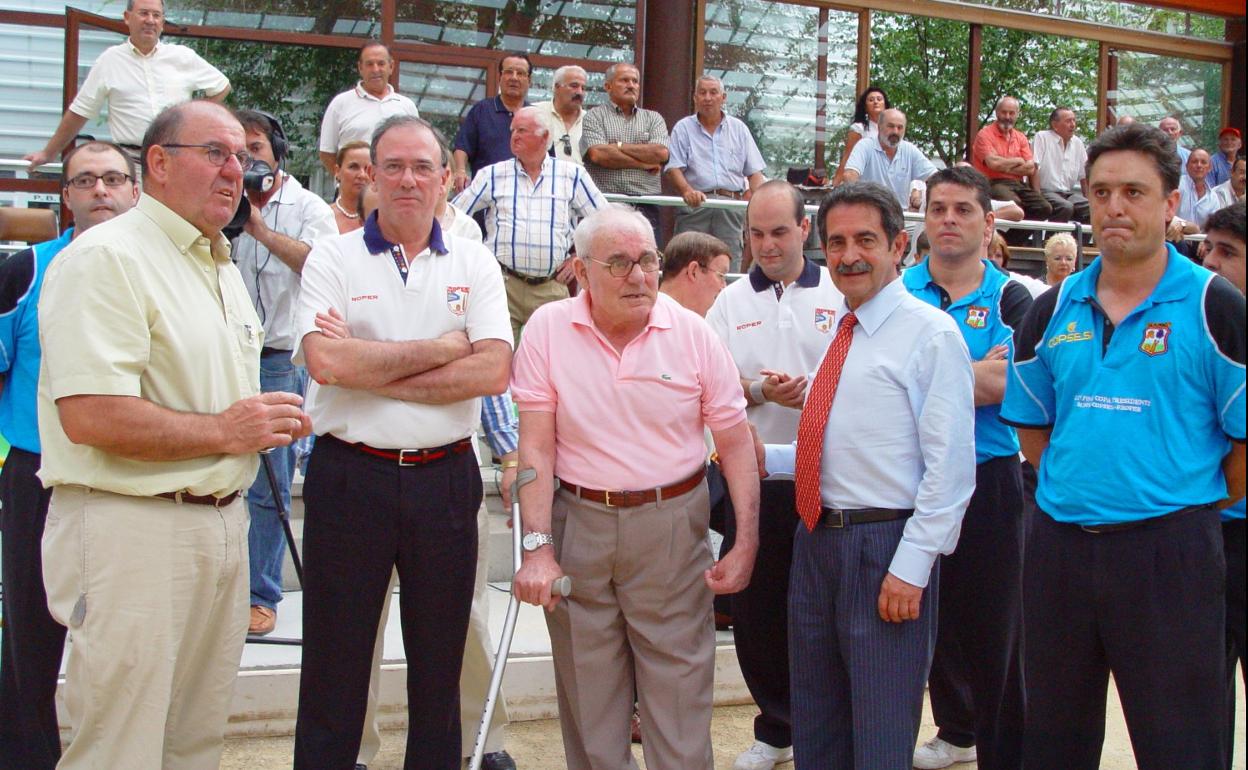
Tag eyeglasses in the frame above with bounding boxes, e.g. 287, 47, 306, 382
588, 251, 662, 277
66, 171, 132, 189
161, 144, 252, 169
501, 67, 530, 79
559, 134, 572, 155
702, 264, 729, 282
378, 161, 441, 180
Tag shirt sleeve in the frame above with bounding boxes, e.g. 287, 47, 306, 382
743, 128, 766, 177
890, 325, 976, 587
292, 240, 348, 366
647, 111, 670, 148
845, 138, 870, 175
665, 120, 690, 171
38, 243, 148, 399
509, 306, 557, 412
571, 167, 607, 217
68, 53, 110, 120
913, 148, 937, 182
318, 94, 342, 155
1019, 133, 1034, 162
0, 248, 37, 374
465, 246, 512, 347
971, 130, 993, 167
1202, 274, 1247, 441
997, 279, 1034, 352
296, 195, 339, 247
480, 390, 519, 456
580, 108, 606, 155
451, 167, 492, 217
183, 48, 229, 96
698, 327, 748, 432
454, 103, 481, 160
1000, 286, 1059, 429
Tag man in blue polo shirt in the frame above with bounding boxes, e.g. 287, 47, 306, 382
843, 108, 936, 213
1001, 123, 1246, 770
451, 53, 532, 194
904, 165, 1030, 770
0, 140, 138, 768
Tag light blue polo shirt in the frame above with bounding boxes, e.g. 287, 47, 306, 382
845, 137, 936, 209
904, 259, 1031, 464
0, 227, 73, 454
1001, 246, 1247, 525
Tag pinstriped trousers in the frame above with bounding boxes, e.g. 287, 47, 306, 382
788, 517, 938, 770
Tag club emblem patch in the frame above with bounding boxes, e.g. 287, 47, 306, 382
1139, 322, 1171, 356
814, 308, 836, 333
447, 286, 469, 316
965, 306, 989, 329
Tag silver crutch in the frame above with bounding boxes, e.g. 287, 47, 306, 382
468, 468, 571, 770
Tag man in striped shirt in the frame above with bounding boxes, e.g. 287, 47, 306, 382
454, 106, 607, 344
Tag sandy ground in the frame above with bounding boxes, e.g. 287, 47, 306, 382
221, 674, 1247, 769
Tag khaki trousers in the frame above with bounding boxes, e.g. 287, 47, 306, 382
503, 272, 568, 347
358, 504, 508, 764
42, 485, 249, 770
547, 482, 716, 770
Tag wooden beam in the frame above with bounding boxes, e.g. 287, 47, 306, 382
1096, 42, 1110, 132
965, 23, 981, 162
816, 7, 830, 172
856, 9, 871, 96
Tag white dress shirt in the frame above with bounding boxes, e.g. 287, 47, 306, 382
764, 278, 976, 587
1031, 129, 1087, 193
1178, 174, 1221, 229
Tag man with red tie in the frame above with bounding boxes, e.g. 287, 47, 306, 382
756, 181, 976, 769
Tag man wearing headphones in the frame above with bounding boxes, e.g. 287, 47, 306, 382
233, 109, 338, 635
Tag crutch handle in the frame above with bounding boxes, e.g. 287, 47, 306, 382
551, 576, 572, 596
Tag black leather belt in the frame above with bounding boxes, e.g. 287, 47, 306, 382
1072, 503, 1210, 534
560, 466, 707, 508
500, 263, 554, 285
818, 506, 914, 528
327, 433, 473, 466
155, 490, 241, 507
706, 188, 746, 199
260, 346, 291, 357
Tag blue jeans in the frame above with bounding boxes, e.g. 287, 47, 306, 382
247, 350, 305, 610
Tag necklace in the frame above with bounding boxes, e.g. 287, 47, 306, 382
333, 199, 359, 219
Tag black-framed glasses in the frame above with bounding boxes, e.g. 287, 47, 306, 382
588, 251, 662, 278
161, 143, 252, 169
67, 171, 132, 189
559, 134, 572, 155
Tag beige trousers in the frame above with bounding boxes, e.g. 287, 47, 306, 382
503, 272, 569, 347
547, 482, 717, 770
357, 504, 508, 764
42, 485, 249, 770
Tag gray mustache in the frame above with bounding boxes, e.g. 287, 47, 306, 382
835, 262, 871, 275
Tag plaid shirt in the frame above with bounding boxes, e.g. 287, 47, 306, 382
579, 102, 670, 196
453, 155, 607, 277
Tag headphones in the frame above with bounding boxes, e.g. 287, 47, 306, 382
253, 109, 288, 166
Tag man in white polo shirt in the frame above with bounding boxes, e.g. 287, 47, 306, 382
291, 114, 512, 769
706, 180, 843, 770
1032, 106, 1089, 223
24, 0, 230, 172
318, 41, 419, 173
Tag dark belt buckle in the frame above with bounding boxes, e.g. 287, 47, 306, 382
823, 508, 845, 528
398, 448, 424, 466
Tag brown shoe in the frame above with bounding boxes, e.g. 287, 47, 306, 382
249, 605, 276, 636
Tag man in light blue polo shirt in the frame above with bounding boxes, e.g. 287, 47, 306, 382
1001, 123, 1246, 770
904, 165, 1031, 770
666, 75, 767, 270
843, 108, 936, 212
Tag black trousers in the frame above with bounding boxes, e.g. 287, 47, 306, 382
0, 448, 65, 770
1023, 505, 1226, 770
727, 480, 797, 748
928, 456, 1024, 770
293, 436, 480, 770
1224, 517, 1246, 769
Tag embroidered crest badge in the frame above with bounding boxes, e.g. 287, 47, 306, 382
447, 286, 469, 316
814, 308, 835, 333
965, 306, 989, 329
1139, 322, 1171, 356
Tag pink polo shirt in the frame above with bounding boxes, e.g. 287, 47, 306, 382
512, 292, 747, 490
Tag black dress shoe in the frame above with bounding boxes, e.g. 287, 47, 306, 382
482, 750, 518, 770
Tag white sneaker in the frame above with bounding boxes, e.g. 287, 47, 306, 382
913, 736, 977, 769
733, 740, 794, 770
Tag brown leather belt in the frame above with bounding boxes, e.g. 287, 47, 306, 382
328, 433, 474, 466
560, 466, 707, 508
155, 490, 241, 507
819, 506, 913, 528
500, 263, 554, 285
706, 188, 746, 199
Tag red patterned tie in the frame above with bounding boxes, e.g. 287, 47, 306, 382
794, 311, 858, 531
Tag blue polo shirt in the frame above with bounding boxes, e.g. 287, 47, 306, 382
0, 227, 74, 454
1001, 245, 1246, 525
904, 258, 1032, 464
454, 95, 529, 173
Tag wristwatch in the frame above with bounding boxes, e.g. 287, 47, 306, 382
522, 531, 555, 552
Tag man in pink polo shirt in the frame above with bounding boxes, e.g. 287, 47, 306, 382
512, 204, 761, 770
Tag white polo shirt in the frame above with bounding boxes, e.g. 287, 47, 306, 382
294, 214, 511, 449
318, 83, 420, 155
232, 173, 338, 351
705, 260, 843, 443
69, 40, 229, 146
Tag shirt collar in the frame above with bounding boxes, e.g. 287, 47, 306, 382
747, 258, 821, 293
354, 81, 394, 102
126, 39, 161, 57
904, 257, 1001, 303
136, 193, 231, 263
839, 276, 906, 336
362, 211, 448, 256
569, 289, 674, 333
1066, 243, 1193, 308
37, 227, 75, 254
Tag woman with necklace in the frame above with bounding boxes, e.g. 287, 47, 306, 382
331, 140, 371, 233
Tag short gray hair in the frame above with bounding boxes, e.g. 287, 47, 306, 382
604, 62, 638, 83
370, 114, 449, 167
573, 204, 654, 260
553, 65, 587, 87
514, 106, 550, 139
695, 74, 724, 92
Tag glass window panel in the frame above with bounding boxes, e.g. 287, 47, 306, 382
164, 0, 378, 37
0, 22, 67, 160
1113, 50, 1223, 149
0, 0, 120, 13
397, 61, 489, 146
923, 0, 1224, 41
395, 1, 635, 63
704, 0, 856, 179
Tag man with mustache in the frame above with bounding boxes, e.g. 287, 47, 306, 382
0, 140, 138, 769
666, 75, 767, 270
972, 96, 1053, 238
318, 41, 419, 174
1001, 123, 1245, 769
36, 100, 312, 769
24, 0, 229, 176
843, 108, 936, 213
532, 65, 589, 166
1032, 106, 1090, 223
758, 181, 976, 769
581, 63, 670, 244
